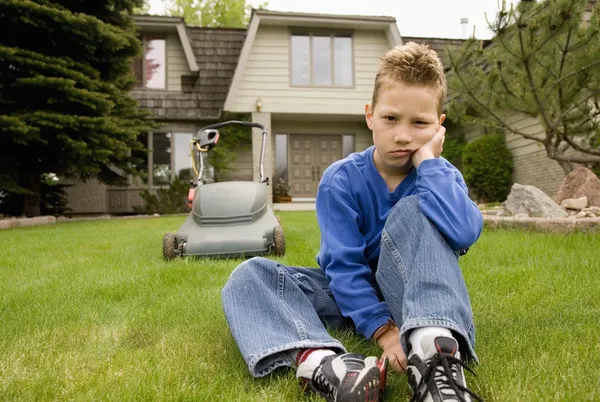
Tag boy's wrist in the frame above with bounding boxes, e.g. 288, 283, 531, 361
412, 150, 435, 168
372, 319, 398, 343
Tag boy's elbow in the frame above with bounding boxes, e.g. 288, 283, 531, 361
450, 218, 483, 251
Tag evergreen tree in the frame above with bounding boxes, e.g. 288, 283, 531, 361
0, 0, 156, 216
447, 0, 600, 174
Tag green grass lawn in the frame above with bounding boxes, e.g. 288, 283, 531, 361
1, 212, 599, 401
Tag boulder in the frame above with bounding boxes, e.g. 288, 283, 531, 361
504, 183, 569, 218
554, 167, 600, 207
560, 197, 587, 210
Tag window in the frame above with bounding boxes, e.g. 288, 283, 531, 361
290, 33, 353, 87
132, 37, 166, 89
132, 132, 195, 187
173, 133, 194, 182
152, 133, 171, 185
275, 134, 288, 183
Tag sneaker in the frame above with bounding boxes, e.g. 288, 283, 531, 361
297, 352, 386, 402
407, 336, 483, 402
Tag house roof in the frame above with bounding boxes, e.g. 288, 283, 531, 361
131, 19, 246, 120
188, 27, 247, 117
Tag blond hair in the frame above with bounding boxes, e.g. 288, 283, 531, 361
371, 42, 447, 114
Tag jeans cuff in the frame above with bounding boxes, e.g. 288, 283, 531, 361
400, 318, 479, 364
248, 340, 346, 377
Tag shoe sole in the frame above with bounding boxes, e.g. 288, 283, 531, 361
377, 355, 389, 401
300, 366, 382, 402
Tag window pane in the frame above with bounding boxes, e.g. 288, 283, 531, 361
173, 133, 193, 183
312, 36, 332, 86
334, 37, 353, 87
291, 35, 310, 86
342, 135, 355, 158
275, 134, 288, 182
145, 39, 166, 89
153, 133, 171, 185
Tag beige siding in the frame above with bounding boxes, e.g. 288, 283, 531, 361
220, 142, 254, 181
512, 150, 566, 196
166, 32, 189, 91
228, 26, 390, 114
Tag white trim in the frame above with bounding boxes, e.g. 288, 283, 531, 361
386, 23, 402, 47
224, 14, 261, 111
176, 23, 199, 72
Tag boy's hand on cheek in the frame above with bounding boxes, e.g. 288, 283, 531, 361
411, 125, 446, 168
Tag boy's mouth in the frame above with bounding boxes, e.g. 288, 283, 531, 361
389, 149, 412, 157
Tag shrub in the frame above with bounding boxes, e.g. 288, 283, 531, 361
133, 177, 190, 215
462, 134, 513, 203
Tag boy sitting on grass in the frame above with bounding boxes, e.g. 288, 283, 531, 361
222, 42, 484, 402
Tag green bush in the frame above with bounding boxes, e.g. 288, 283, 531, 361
133, 177, 190, 215
442, 136, 466, 171
462, 134, 513, 203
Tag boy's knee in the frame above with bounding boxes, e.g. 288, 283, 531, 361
384, 195, 424, 230
222, 257, 275, 295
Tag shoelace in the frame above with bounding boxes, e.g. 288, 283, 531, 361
410, 353, 483, 402
313, 366, 336, 400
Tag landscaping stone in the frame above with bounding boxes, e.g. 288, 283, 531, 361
554, 167, 600, 207
503, 183, 568, 218
561, 197, 587, 210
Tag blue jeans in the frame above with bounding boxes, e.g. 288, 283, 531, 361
222, 195, 477, 377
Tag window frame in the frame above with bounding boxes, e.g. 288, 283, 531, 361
288, 29, 355, 89
133, 35, 168, 90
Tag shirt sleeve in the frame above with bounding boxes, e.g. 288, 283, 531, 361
416, 158, 483, 251
316, 178, 392, 339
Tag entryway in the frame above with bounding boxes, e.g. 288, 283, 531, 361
288, 134, 342, 198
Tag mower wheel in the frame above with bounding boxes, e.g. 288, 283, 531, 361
273, 225, 285, 256
163, 232, 178, 260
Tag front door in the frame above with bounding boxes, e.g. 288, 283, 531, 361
289, 135, 341, 198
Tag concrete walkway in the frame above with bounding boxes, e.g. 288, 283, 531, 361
273, 202, 316, 211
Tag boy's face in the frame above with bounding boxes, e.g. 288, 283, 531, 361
365, 80, 445, 174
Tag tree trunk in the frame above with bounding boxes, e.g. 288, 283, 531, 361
22, 172, 41, 217
557, 160, 574, 175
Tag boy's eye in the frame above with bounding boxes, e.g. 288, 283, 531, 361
415, 121, 428, 125
384, 116, 396, 122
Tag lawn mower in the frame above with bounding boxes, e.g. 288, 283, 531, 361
162, 120, 285, 259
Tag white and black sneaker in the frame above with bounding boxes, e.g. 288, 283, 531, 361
297, 353, 387, 402
407, 332, 483, 402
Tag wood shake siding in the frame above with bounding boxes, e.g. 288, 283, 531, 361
131, 28, 246, 120
228, 26, 390, 114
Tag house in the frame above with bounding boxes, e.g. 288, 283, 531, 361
64, 15, 247, 214
65, 10, 408, 213
63, 10, 493, 214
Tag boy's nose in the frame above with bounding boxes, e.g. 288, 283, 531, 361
393, 128, 412, 144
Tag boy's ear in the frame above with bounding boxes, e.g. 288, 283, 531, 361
439, 114, 446, 125
365, 104, 373, 129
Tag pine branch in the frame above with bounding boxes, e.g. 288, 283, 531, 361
517, 16, 554, 137
447, 49, 540, 141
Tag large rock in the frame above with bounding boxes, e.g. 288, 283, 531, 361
504, 183, 568, 218
554, 167, 600, 207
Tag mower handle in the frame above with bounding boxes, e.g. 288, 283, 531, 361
199, 120, 265, 131
195, 120, 269, 185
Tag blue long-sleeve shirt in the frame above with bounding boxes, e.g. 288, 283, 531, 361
315, 146, 483, 340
